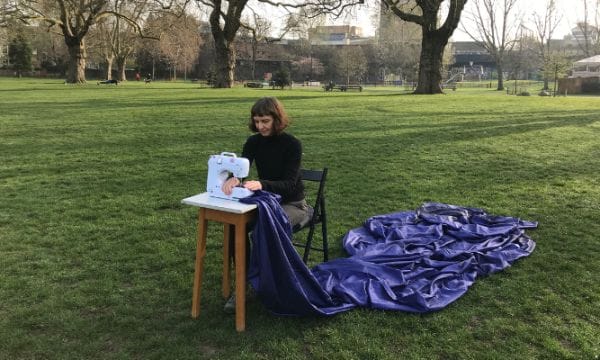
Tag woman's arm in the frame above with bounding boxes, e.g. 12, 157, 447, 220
221, 176, 241, 195
222, 137, 255, 195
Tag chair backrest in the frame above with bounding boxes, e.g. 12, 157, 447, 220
301, 168, 327, 222
301, 168, 326, 183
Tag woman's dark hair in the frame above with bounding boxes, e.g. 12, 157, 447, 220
248, 97, 289, 135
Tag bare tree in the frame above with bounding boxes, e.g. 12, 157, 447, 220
26, 0, 109, 83
31, 26, 70, 75
135, 21, 166, 79
376, 3, 421, 84
198, 0, 244, 87
8, 0, 162, 83
90, 17, 116, 79
547, 53, 570, 96
161, 14, 201, 80
239, 11, 272, 80
284, 7, 326, 39
574, 0, 600, 57
462, 0, 521, 90
382, 0, 468, 94
282, 9, 326, 81
333, 45, 367, 85
503, 27, 537, 86
195, 0, 365, 88
531, 0, 561, 90
110, 0, 151, 81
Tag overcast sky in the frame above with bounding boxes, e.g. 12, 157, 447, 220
327, 0, 598, 41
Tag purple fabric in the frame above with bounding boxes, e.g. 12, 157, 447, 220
241, 192, 537, 316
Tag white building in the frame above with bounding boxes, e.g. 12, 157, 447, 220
571, 55, 600, 78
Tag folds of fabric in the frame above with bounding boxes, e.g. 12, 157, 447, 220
241, 193, 537, 316
242, 191, 353, 316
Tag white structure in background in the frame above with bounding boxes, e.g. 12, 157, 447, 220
571, 55, 600, 77
308, 25, 370, 45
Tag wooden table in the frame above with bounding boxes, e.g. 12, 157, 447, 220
182, 193, 257, 332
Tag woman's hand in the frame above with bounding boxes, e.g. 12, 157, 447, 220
243, 180, 262, 191
221, 177, 240, 195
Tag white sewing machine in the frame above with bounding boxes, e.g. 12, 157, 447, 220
206, 152, 254, 201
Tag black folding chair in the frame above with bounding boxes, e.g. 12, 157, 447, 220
292, 168, 329, 263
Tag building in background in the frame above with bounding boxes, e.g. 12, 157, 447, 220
308, 25, 370, 45
571, 55, 600, 77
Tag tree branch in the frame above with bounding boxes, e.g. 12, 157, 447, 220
99, 10, 160, 40
257, 0, 365, 18
383, 0, 424, 26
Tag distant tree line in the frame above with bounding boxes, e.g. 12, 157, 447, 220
1, 0, 598, 93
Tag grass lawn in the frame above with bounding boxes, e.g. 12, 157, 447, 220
1, 78, 598, 359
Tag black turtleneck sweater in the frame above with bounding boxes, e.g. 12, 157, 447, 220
242, 132, 304, 203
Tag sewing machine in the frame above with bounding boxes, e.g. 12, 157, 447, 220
206, 152, 254, 200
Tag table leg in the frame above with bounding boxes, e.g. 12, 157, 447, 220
234, 218, 246, 332
222, 224, 233, 299
191, 208, 208, 318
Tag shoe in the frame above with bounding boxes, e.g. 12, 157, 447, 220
247, 287, 256, 300
224, 288, 256, 314
224, 294, 236, 314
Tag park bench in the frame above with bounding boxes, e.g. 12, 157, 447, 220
339, 84, 363, 92
323, 84, 363, 92
442, 82, 457, 91
244, 81, 265, 88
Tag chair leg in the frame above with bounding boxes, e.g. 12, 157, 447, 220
303, 224, 316, 263
321, 196, 328, 262
321, 222, 328, 262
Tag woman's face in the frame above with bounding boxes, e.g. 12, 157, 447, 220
253, 115, 274, 137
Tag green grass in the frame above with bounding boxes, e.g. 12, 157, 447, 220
1, 78, 599, 359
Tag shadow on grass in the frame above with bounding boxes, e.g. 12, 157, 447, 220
324, 110, 598, 145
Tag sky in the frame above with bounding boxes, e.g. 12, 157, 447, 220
326, 0, 598, 41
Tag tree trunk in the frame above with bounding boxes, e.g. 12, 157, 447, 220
214, 41, 235, 88
105, 56, 114, 80
415, 30, 446, 94
496, 61, 504, 90
116, 57, 127, 81
208, 0, 246, 88
384, 0, 466, 94
152, 57, 155, 80
251, 41, 257, 80
553, 65, 558, 96
65, 36, 86, 84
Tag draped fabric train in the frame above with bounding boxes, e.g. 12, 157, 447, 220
241, 192, 536, 316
